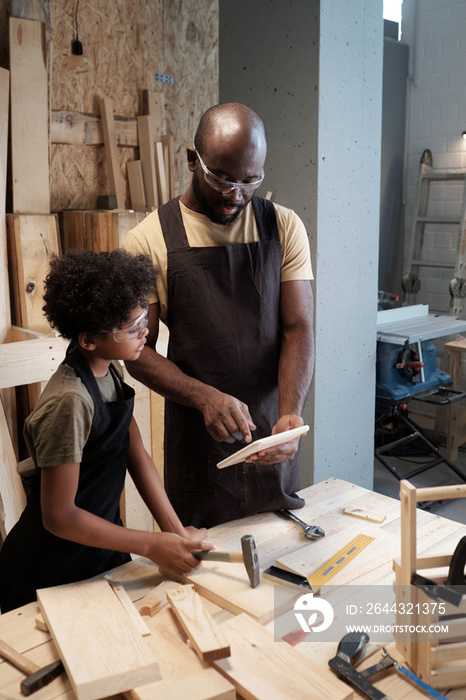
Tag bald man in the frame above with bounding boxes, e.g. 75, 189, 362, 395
123, 102, 314, 528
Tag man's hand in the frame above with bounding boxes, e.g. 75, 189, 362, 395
201, 386, 256, 443
244, 414, 304, 465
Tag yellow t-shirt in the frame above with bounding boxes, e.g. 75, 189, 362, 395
123, 199, 313, 325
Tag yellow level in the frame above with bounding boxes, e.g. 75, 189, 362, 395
307, 533, 375, 591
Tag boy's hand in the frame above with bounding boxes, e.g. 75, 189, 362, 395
148, 532, 215, 575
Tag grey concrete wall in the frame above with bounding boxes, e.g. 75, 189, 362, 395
219, 0, 383, 489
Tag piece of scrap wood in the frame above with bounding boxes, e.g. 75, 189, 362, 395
136, 580, 181, 617
127, 160, 146, 212
37, 578, 160, 700
106, 579, 151, 636
100, 97, 125, 209
343, 506, 386, 523
213, 613, 352, 700
166, 584, 230, 663
6, 214, 60, 333
35, 612, 48, 631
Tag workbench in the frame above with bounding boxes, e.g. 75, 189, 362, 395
1, 477, 466, 700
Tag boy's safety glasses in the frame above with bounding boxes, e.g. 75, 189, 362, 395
113, 308, 149, 343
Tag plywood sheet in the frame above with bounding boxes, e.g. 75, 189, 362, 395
9, 17, 49, 214
213, 613, 353, 700
37, 579, 161, 700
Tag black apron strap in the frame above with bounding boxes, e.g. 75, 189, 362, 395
158, 197, 188, 250
251, 195, 279, 241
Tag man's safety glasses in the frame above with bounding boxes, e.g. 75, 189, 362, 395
113, 308, 149, 343
194, 147, 264, 195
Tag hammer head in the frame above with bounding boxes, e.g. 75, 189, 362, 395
241, 534, 260, 588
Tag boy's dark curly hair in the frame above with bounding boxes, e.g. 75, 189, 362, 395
42, 249, 158, 340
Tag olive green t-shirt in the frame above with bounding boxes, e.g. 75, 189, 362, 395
23, 362, 123, 472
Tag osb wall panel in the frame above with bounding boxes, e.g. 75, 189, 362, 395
49, 0, 218, 212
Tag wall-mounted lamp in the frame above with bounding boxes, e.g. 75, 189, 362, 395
462, 131, 466, 140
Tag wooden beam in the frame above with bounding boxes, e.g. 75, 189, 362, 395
0, 329, 68, 389
166, 584, 231, 663
161, 134, 176, 199
137, 116, 158, 210
51, 110, 138, 147
155, 142, 169, 205
100, 97, 125, 209
9, 17, 50, 214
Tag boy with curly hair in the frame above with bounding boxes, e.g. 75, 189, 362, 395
0, 249, 211, 612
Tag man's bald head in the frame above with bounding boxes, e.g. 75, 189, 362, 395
194, 102, 267, 157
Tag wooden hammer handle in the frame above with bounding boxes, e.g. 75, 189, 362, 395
0, 638, 40, 675
192, 550, 243, 563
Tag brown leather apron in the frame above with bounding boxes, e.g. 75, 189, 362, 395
158, 195, 304, 527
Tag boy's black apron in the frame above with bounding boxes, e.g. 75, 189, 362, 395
0, 346, 133, 612
158, 195, 304, 528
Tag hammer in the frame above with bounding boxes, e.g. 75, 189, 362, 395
0, 638, 64, 696
192, 534, 260, 588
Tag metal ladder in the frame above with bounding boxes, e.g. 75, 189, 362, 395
402, 149, 466, 316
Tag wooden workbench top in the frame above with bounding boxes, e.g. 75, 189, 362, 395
1, 477, 466, 699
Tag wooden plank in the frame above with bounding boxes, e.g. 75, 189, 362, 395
6, 214, 60, 333
0, 330, 68, 389
140, 89, 164, 138
275, 525, 400, 587
159, 560, 280, 625
106, 581, 151, 637
155, 142, 169, 204
137, 115, 158, 210
166, 584, 230, 663
213, 613, 352, 700
127, 161, 147, 212
0, 398, 26, 539
99, 97, 125, 210
0, 68, 10, 344
161, 133, 176, 199
9, 17, 50, 214
51, 110, 138, 147
37, 579, 161, 700
124, 606, 235, 700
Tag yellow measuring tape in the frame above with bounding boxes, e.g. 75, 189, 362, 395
307, 533, 375, 591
